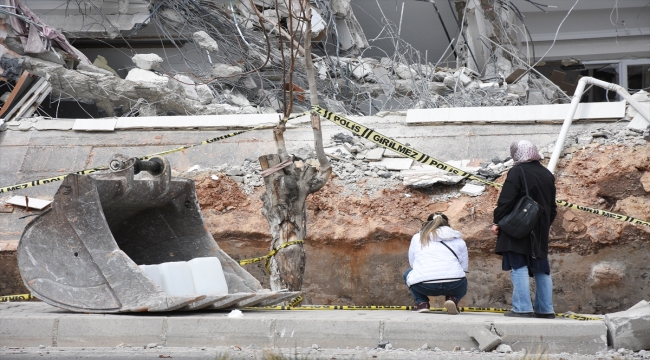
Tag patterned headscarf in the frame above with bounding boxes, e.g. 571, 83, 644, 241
510, 140, 542, 165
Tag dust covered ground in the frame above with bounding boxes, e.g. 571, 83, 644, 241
196, 143, 650, 314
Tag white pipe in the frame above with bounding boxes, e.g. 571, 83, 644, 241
547, 77, 650, 174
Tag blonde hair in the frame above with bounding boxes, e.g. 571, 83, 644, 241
419, 213, 450, 249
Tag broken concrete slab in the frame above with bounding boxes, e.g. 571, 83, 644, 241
72, 118, 117, 131
114, 114, 279, 130
125, 68, 168, 85
402, 169, 465, 188
376, 157, 413, 170
6, 195, 51, 210
605, 300, 650, 351
32, 119, 74, 131
406, 102, 627, 125
627, 113, 650, 132
468, 324, 502, 351
364, 148, 384, 161
131, 53, 163, 70
324, 145, 352, 157
384, 149, 407, 158
460, 184, 486, 196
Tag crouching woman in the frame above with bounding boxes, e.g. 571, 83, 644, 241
404, 213, 468, 314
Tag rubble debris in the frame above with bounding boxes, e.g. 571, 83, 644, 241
183, 121, 650, 199
0, 0, 578, 117
192, 31, 219, 53
5, 195, 51, 210
131, 54, 163, 71
605, 300, 650, 351
468, 324, 502, 352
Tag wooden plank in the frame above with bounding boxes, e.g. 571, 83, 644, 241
15, 83, 52, 120
4, 78, 47, 121
0, 71, 37, 118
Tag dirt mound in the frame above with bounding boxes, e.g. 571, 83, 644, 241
195, 143, 650, 313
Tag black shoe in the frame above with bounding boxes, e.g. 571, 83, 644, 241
412, 302, 430, 313
504, 310, 534, 317
535, 312, 556, 319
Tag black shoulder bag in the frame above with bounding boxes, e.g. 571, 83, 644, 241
497, 166, 543, 239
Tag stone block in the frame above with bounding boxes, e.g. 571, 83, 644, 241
33, 119, 74, 131
605, 301, 650, 351
468, 324, 501, 351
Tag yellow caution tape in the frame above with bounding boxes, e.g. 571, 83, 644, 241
557, 200, 650, 227
238, 240, 304, 273
0, 112, 311, 194
311, 105, 500, 188
0, 167, 106, 194
312, 105, 650, 228
3, 105, 649, 229
0, 294, 34, 302
288, 295, 303, 307
246, 303, 601, 320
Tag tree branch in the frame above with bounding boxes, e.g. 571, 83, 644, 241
303, 0, 331, 191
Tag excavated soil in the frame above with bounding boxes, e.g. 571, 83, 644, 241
196, 144, 650, 314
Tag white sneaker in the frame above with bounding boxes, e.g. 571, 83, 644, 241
444, 299, 459, 315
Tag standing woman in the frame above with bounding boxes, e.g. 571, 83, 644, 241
404, 213, 468, 314
491, 140, 557, 318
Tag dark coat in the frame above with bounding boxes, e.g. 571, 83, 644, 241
494, 161, 557, 259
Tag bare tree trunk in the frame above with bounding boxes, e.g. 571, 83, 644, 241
258, 0, 331, 293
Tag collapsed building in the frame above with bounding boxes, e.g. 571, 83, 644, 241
0, 0, 597, 123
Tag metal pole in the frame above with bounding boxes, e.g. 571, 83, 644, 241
547, 77, 650, 174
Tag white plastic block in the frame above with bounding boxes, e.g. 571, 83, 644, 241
188, 257, 228, 295
158, 261, 196, 296
139, 264, 163, 289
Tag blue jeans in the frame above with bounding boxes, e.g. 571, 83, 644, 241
403, 269, 467, 304
510, 266, 554, 314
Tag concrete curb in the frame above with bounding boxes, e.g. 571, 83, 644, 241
0, 303, 607, 354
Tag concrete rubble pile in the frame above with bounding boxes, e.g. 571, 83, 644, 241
0, 0, 572, 121
182, 120, 650, 201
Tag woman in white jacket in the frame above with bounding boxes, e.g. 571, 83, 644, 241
403, 213, 469, 314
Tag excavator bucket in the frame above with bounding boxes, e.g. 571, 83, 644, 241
17, 154, 298, 313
